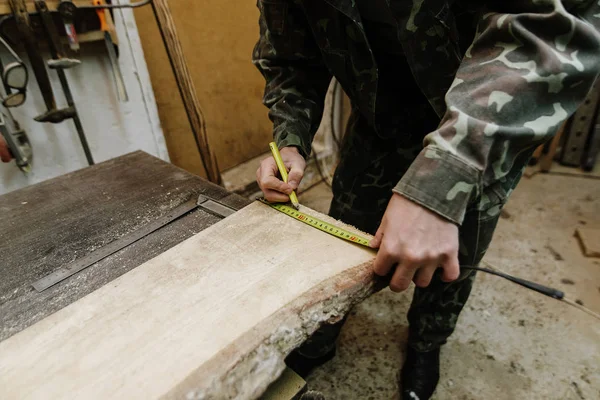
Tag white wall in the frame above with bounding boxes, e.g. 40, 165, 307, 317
0, 6, 167, 195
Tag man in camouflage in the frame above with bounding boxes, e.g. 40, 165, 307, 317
253, 1, 600, 398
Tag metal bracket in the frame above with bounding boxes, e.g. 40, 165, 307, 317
196, 194, 236, 218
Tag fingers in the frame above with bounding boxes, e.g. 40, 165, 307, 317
256, 157, 293, 202
262, 188, 291, 203
373, 245, 397, 277
282, 147, 306, 190
412, 261, 439, 288
389, 263, 416, 292
388, 250, 423, 292
379, 246, 451, 292
440, 252, 460, 282
287, 164, 304, 190
370, 227, 383, 249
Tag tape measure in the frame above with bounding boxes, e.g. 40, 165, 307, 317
260, 200, 371, 247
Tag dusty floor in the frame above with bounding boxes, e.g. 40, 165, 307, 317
297, 168, 600, 400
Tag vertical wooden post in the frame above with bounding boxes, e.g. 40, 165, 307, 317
151, 0, 221, 184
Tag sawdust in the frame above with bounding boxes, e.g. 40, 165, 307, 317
545, 245, 564, 261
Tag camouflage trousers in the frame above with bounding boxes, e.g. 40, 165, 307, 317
295, 83, 528, 357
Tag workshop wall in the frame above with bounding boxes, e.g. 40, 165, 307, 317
0, 7, 167, 195
134, 0, 272, 177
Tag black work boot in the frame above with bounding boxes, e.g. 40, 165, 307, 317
285, 348, 337, 379
400, 346, 440, 400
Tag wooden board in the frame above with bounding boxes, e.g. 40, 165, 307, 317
575, 227, 600, 258
0, 202, 381, 399
133, 0, 273, 176
0, 151, 248, 342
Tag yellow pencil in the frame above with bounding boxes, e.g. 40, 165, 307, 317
269, 142, 300, 210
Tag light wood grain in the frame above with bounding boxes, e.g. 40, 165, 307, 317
0, 202, 379, 399
539, 122, 566, 172
134, 0, 272, 176
151, 0, 221, 184
575, 227, 600, 258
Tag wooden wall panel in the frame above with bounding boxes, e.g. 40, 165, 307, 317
134, 1, 272, 176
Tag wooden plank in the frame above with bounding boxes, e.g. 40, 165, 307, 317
151, 0, 221, 184
133, 0, 273, 175
539, 122, 566, 172
0, 202, 380, 399
0, 151, 248, 342
575, 227, 600, 258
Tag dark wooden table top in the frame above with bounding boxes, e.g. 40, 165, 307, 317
0, 151, 249, 342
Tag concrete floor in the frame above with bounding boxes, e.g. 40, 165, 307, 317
297, 168, 600, 400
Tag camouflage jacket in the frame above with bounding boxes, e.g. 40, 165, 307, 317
253, 0, 600, 224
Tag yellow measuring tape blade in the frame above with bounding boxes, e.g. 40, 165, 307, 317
260, 200, 371, 247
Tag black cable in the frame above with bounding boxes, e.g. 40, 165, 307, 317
462, 263, 600, 320
462, 266, 564, 299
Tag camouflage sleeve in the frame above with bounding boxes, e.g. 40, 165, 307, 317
393, 1, 600, 225
252, 0, 332, 158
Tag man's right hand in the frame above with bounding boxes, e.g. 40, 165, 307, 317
0, 135, 13, 163
256, 146, 306, 202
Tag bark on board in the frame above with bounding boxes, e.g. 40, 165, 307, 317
0, 202, 383, 399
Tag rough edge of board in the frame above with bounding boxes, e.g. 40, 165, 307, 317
164, 260, 384, 400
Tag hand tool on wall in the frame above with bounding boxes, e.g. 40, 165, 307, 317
0, 35, 28, 108
42, 2, 81, 71
52, 0, 222, 183
7, 0, 74, 123
93, 0, 128, 102
58, 0, 80, 51
35, 0, 93, 165
0, 29, 31, 172
0, 109, 32, 173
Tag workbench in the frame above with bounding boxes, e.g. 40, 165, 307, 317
0, 151, 249, 342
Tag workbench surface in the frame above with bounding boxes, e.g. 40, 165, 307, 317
0, 151, 248, 342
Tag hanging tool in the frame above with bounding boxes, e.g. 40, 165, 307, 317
7, 0, 74, 123
38, 2, 80, 70
0, 31, 31, 172
0, 110, 32, 172
269, 142, 300, 210
94, 0, 128, 102
0, 35, 28, 108
35, 0, 93, 165
58, 0, 80, 51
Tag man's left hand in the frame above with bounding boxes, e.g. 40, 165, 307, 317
370, 193, 460, 292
